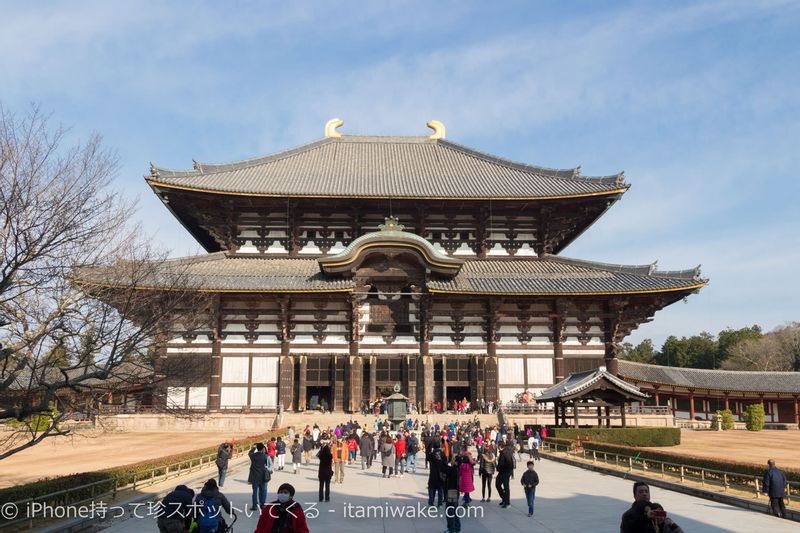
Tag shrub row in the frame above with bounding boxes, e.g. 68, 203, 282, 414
544, 436, 800, 483
549, 427, 680, 447
0, 430, 285, 505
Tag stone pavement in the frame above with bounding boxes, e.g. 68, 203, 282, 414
106, 451, 796, 533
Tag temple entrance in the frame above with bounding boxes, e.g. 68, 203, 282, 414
446, 386, 471, 408
306, 386, 332, 412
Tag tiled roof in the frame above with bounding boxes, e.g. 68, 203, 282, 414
90, 253, 703, 295
147, 135, 627, 199
618, 361, 800, 394
427, 256, 705, 295
537, 368, 649, 402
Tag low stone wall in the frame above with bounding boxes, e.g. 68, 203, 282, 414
98, 413, 275, 432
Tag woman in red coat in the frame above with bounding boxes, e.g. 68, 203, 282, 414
253, 483, 309, 533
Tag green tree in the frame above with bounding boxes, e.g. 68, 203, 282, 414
656, 333, 718, 368
742, 404, 765, 431
717, 325, 762, 367
620, 339, 656, 363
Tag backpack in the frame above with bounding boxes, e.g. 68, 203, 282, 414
196, 497, 219, 533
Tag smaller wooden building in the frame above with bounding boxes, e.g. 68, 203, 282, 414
537, 367, 649, 427
618, 360, 800, 426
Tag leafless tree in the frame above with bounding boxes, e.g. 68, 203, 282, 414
722, 322, 800, 372
0, 105, 207, 459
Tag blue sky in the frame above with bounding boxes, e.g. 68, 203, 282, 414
2, 0, 799, 345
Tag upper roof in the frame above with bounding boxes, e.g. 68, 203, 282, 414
147, 135, 628, 200
618, 360, 800, 395
536, 367, 649, 402
83, 253, 704, 295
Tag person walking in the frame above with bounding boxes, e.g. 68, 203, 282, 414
332, 436, 348, 484
290, 438, 303, 474
407, 431, 419, 473
302, 432, 314, 465
360, 430, 374, 469
347, 434, 359, 464
427, 445, 445, 507
394, 433, 407, 477
459, 450, 476, 505
443, 453, 462, 533
381, 434, 397, 478
762, 459, 788, 518
317, 439, 333, 502
215, 442, 232, 488
479, 443, 497, 502
495, 441, 514, 508
276, 436, 286, 471
248, 443, 273, 511
193, 478, 233, 533
254, 483, 310, 533
520, 461, 540, 517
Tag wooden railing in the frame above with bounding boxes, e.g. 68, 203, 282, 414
540, 440, 797, 505
0, 441, 254, 531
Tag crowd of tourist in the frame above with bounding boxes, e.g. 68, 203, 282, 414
155, 416, 791, 533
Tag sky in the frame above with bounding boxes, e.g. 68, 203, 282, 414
2, 0, 799, 346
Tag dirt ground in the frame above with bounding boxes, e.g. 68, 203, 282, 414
0, 430, 252, 488
652, 429, 800, 470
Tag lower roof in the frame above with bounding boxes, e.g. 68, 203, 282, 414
86, 253, 705, 296
618, 360, 800, 394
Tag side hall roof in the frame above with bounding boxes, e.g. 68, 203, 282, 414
618, 360, 800, 395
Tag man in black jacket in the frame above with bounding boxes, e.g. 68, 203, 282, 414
763, 459, 788, 518
495, 442, 514, 508
156, 484, 194, 533
443, 455, 462, 533
620, 481, 651, 533
215, 443, 232, 487
427, 445, 445, 507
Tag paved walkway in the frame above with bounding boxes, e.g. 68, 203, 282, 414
106, 452, 795, 533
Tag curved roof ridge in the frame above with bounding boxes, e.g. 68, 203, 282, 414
438, 139, 627, 185
545, 255, 657, 275
149, 138, 333, 179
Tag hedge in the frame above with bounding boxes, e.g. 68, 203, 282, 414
549, 427, 680, 447
544, 436, 800, 483
0, 430, 285, 505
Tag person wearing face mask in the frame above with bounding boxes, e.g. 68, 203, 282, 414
253, 483, 310, 533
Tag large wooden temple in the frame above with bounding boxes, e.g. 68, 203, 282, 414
136, 119, 706, 413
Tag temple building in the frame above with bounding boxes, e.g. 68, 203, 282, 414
134, 119, 707, 413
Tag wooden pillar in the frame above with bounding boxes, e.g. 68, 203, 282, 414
620, 402, 627, 427
552, 301, 566, 382
278, 297, 293, 411
597, 405, 602, 427
209, 337, 222, 411
332, 354, 344, 411
654, 392, 660, 407
419, 295, 434, 411
671, 388, 676, 417
297, 356, 307, 411
369, 355, 377, 402
603, 300, 621, 375
724, 394, 730, 411
349, 353, 363, 413
348, 294, 362, 413
278, 342, 294, 411
793, 396, 799, 428
573, 401, 579, 428
442, 355, 449, 408
689, 392, 695, 420
605, 405, 611, 428
469, 355, 479, 403
485, 298, 500, 402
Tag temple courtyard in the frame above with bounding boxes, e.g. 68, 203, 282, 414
101, 447, 794, 533
653, 429, 800, 470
